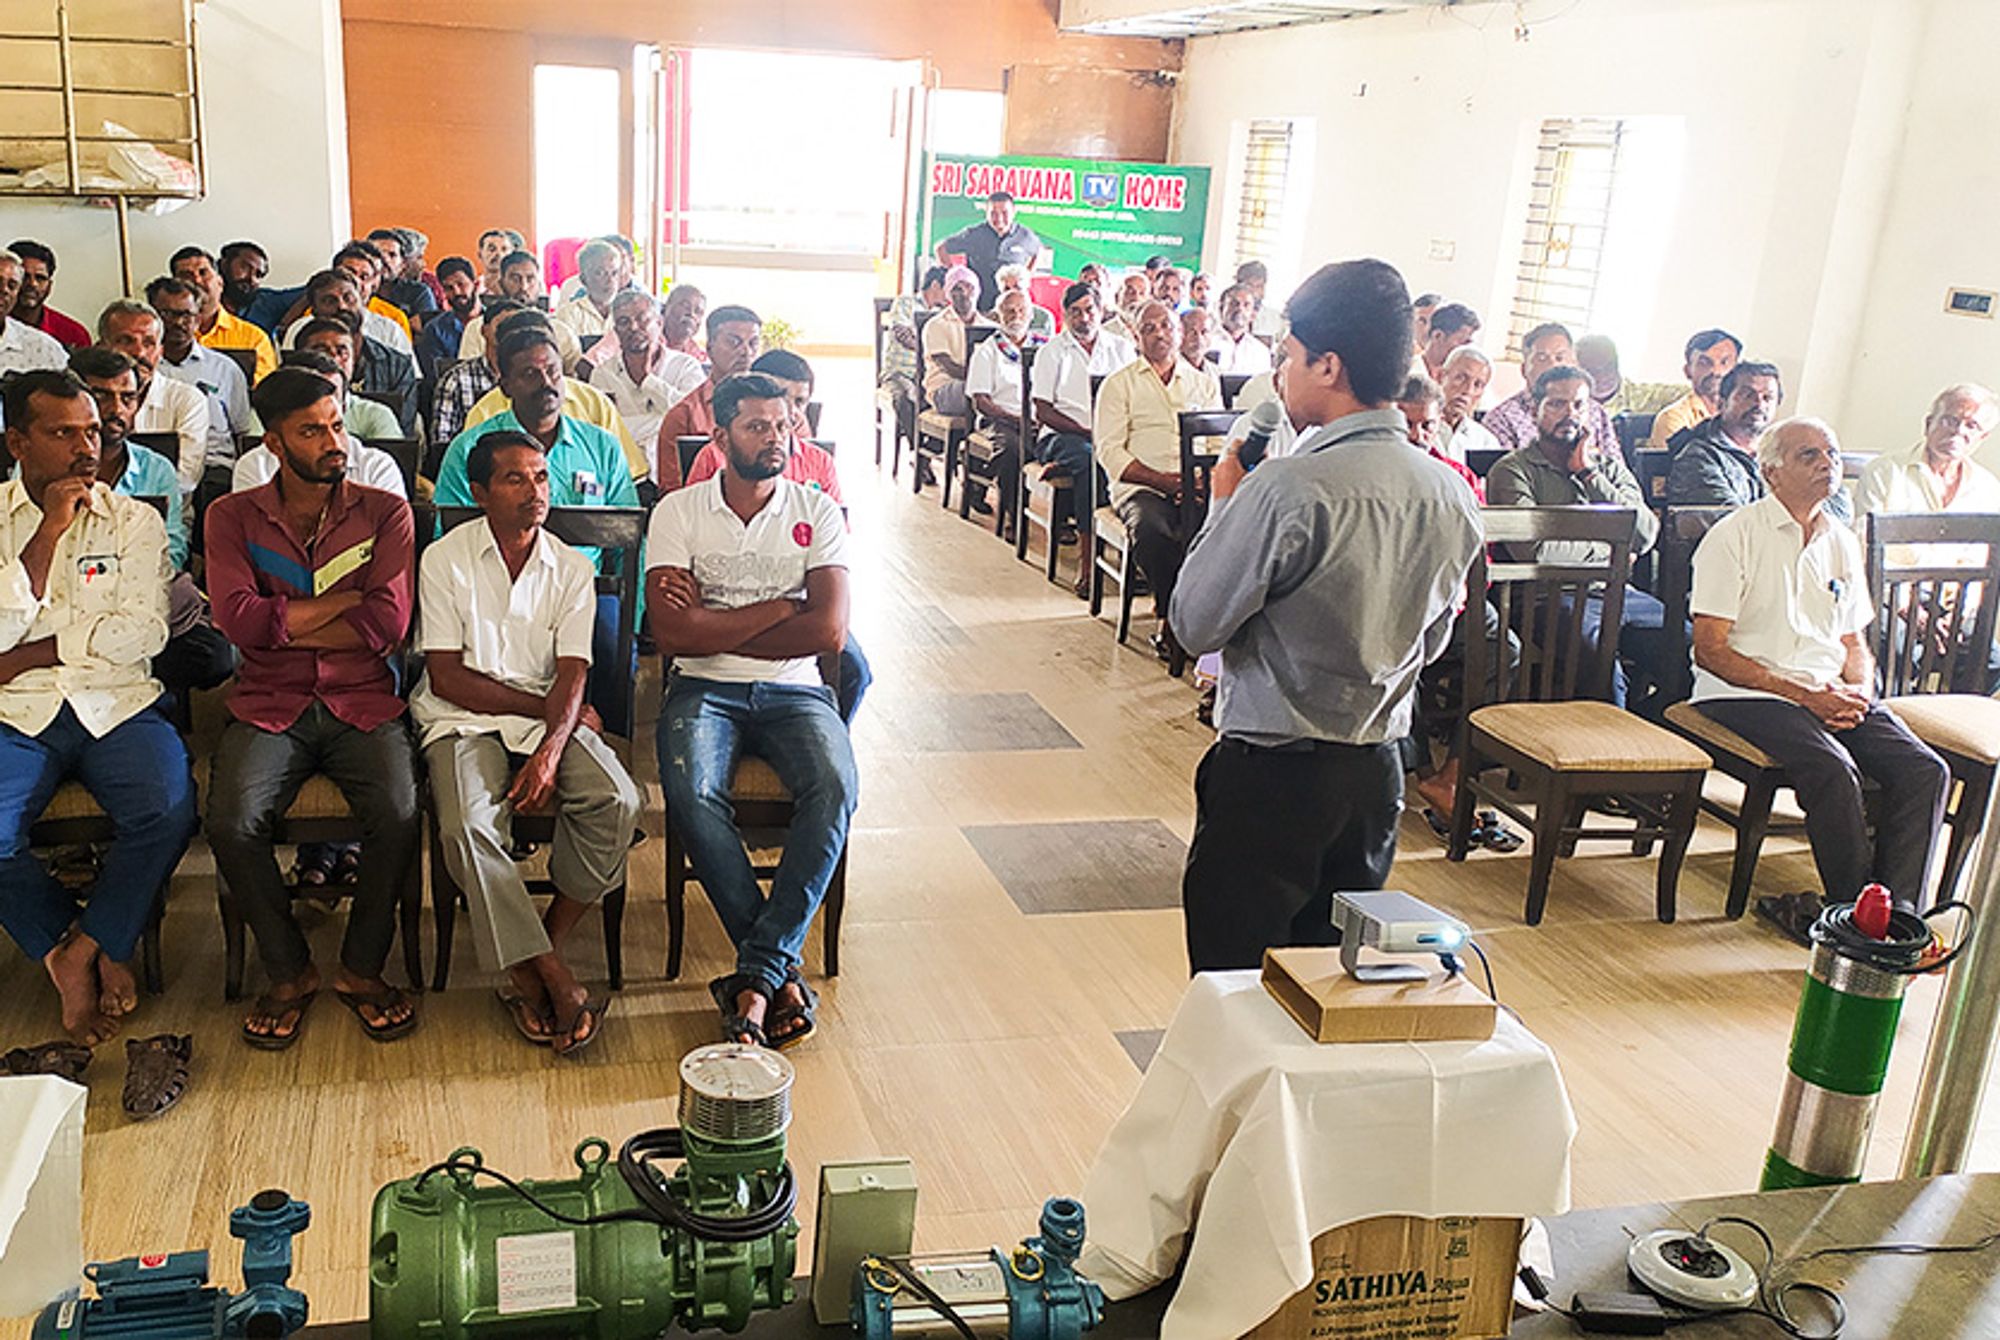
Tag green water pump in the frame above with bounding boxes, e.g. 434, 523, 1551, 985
368, 1044, 800, 1337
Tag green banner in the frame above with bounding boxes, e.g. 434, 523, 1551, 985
922, 153, 1210, 279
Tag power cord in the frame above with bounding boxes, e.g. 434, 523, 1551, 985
867, 1256, 981, 1340
1440, 938, 1500, 1002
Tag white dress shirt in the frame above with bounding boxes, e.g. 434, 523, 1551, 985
589, 347, 705, 456
409, 520, 598, 751
158, 341, 253, 465
1030, 327, 1135, 434
0, 317, 68, 380
1855, 442, 2000, 574
1438, 412, 1501, 467
965, 334, 1030, 417
0, 480, 170, 738
1095, 357, 1222, 509
1690, 495, 1873, 704
231, 439, 408, 500
1208, 328, 1272, 377
133, 374, 210, 491
553, 294, 614, 342
644, 474, 848, 686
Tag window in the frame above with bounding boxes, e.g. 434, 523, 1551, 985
1233, 118, 1295, 273
533, 65, 622, 255
1507, 117, 1625, 353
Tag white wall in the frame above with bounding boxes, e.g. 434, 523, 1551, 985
1172, 0, 1937, 420
0, 0, 348, 329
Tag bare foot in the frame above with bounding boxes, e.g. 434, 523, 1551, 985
330, 968, 416, 1032
44, 933, 119, 1047
98, 955, 139, 1019
730, 987, 770, 1044
244, 964, 322, 1044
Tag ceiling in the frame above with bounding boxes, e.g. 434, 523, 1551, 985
1058, 0, 1478, 39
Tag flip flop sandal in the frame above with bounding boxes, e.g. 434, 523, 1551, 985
291, 844, 335, 889
1755, 893, 1819, 949
553, 996, 610, 1059
1474, 811, 1525, 853
2, 1039, 93, 1083
335, 984, 420, 1042
766, 969, 819, 1053
708, 974, 769, 1048
121, 1034, 192, 1121
495, 990, 554, 1046
242, 990, 316, 1051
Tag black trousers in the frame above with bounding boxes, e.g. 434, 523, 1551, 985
206, 704, 421, 982
1117, 491, 1184, 619
1696, 699, 1949, 907
1182, 735, 1403, 973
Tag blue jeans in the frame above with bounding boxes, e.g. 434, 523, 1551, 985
0, 704, 196, 963
838, 637, 872, 724
1578, 588, 1668, 709
659, 676, 859, 997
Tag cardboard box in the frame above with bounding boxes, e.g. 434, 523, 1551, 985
1261, 948, 1497, 1044
810, 1159, 918, 1325
1244, 1214, 1521, 1340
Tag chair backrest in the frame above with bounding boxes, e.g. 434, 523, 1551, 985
1653, 505, 1735, 706
871, 296, 891, 380
129, 430, 179, 466
1615, 412, 1656, 462
362, 437, 421, 501
913, 308, 937, 411
1864, 510, 2000, 696
1633, 448, 1672, 508
434, 505, 648, 741
579, 333, 601, 354
1019, 344, 1037, 437
1218, 373, 1251, 409
806, 399, 823, 436
1177, 409, 1239, 540
1465, 505, 1639, 707
1466, 445, 1508, 479
218, 346, 258, 385
676, 435, 709, 483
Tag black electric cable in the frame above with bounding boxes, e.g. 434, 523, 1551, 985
875, 1256, 982, 1340
1465, 937, 1498, 1001
412, 1157, 659, 1228
1814, 899, 1974, 976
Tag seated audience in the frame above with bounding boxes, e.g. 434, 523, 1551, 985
1078, 262, 1108, 303
589, 290, 704, 471
880, 267, 947, 426
204, 367, 420, 1049
661, 284, 707, 359
465, 310, 643, 484
1411, 292, 1443, 357
0, 250, 68, 376
299, 270, 418, 435
553, 238, 629, 345
648, 371, 856, 1050
476, 228, 524, 295
994, 264, 1055, 340
1111, 272, 1151, 343
172, 245, 278, 382
1665, 361, 1786, 508
461, 252, 581, 367
218, 240, 290, 337
1179, 307, 1213, 368
1649, 328, 1742, 449
414, 431, 640, 1055
0, 370, 196, 1048
1153, 266, 1187, 312
1417, 302, 1480, 383
328, 241, 414, 350
148, 275, 253, 470
1032, 281, 1136, 573
922, 266, 982, 418
1395, 373, 1483, 500
1487, 366, 1664, 709
295, 318, 403, 443
967, 290, 1041, 532
1689, 417, 1949, 941
1189, 271, 1211, 310
1210, 284, 1273, 375
398, 227, 445, 309
414, 256, 479, 379
97, 300, 210, 493
1436, 345, 1499, 465
6, 241, 91, 349
432, 299, 519, 447
364, 228, 439, 324
1235, 259, 1281, 339
1482, 321, 1619, 460
656, 305, 765, 491
1576, 333, 1683, 418
234, 349, 408, 499
1096, 300, 1223, 664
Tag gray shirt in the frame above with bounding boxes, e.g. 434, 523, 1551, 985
1170, 409, 1484, 747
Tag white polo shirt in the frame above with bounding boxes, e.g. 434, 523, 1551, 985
921, 310, 971, 398
966, 334, 1030, 418
231, 439, 408, 500
134, 373, 210, 491
0, 480, 170, 738
1690, 495, 1873, 703
645, 473, 848, 687
410, 519, 598, 750
589, 348, 705, 461
1030, 326, 1134, 435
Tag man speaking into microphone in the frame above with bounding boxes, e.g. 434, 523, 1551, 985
1170, 260, 1484, 973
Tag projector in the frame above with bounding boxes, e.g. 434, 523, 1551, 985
1332, 891, 1470, 982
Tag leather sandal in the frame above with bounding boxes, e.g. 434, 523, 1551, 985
766, 968, 819, 1052
708, 974, 769, 1048
3, 1039, 93, 1084
121, 1034, 192, 1121
553, 996, 610, 1058
334, 984, 419, 1042
242, 990, 316, 1051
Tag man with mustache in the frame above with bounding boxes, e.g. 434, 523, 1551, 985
0, 369, 194, 1051
1665, 362, 1788, 509
203, 367, 420, 1050
1648, 328, 1742, 451
0, 252, 71, 377
1435, 345, 1499, 466
171, 245, 278, 382
96, 299, 211, 494
648, 371, 854, 1053
655, 305, 764, 491
414, 256, 480, 380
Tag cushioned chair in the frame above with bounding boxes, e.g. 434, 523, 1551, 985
916, 326, 995, 511
1466, 445, 1507, 479
1866, 511, 2000, 906
1014, 348, 1077, 584
425, 506, 645, 991
1448, 505, 1712, 924
30, 782, 169, 994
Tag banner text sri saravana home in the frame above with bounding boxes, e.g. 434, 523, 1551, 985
923, 154, 1210, 279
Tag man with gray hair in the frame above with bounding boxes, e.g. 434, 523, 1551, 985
589, 289, 704, 455
0, 249, 68, 378
555, 238, 631, 345
1435, 344, 1499, 466
97, 299, 211, 492
993, 263, 1054, 339
1689, 417, 1949, 942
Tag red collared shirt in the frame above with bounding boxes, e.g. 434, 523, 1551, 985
205, 477, 414, 733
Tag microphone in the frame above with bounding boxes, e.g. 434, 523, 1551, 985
1236, 398, 1286, 469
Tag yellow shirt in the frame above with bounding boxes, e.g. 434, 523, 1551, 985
1094, 356, 1222, 510
465, 379, 647, 482
1647, 390, 1710, 450
368, 295, 412, 339
201, 307, 277, 383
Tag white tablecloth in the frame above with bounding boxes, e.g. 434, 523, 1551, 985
1079, 971, 1576, 1339
0, 1075, 84, 1319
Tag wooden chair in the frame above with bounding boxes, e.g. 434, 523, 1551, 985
426, 506, 646, 991
947, 330, 1014, 526
916, 325, 994, 510
1014, 348, 1076, 584
1448, 506, 1712, 924
676, 435, 709, 485
358, 386, 407, 428
871, 297, 915, 475
30, 783, 169, 994
1220, 374, 1252, 409
1614, 412, 1656, 467
217, 346, 259, 386
128, 430, 180, 461
1466, 445, 1508, 479
361, 437, 420, 501
1087, 442, 1138, 645
1865, 511, 2000, 906
1634, 448, 1672, 509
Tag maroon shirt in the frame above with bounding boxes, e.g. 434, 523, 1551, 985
26, 305, 91, 349
206, 478, 414, 733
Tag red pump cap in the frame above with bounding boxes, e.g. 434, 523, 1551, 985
1855, 883, 1894, 940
